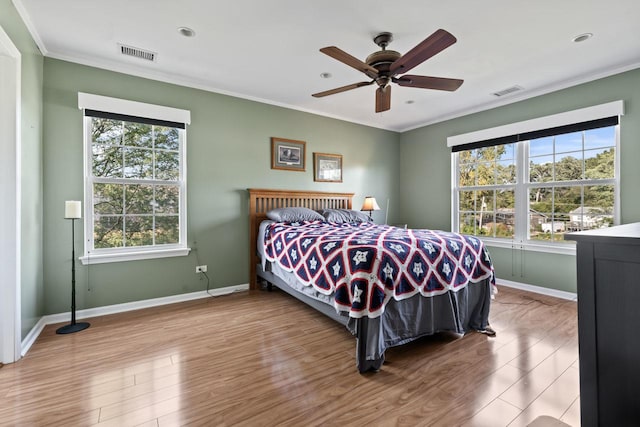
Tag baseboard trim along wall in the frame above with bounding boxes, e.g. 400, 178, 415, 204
21, 279, 574, 357
496, 278, 577, 301
21, 284, 249, 357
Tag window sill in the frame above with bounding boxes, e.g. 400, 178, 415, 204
80, 247, 191, 265
479, 237, 576, 256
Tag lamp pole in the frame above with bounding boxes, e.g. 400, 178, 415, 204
57, 202, 90, 334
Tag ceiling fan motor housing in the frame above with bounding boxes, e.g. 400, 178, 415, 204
366, 50, 401, 87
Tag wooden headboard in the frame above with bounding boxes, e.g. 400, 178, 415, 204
248, 188, 354, 290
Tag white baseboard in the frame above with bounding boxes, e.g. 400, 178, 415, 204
496, 278, 577, 301
20, 279, 573, 357
21, 284, 249, 356
21, 317, 48, 357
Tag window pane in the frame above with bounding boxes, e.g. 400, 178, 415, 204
496, 189, 515, 210
124, 148, 153, 179
92, 146, 122, 178
584, 185, 614, 213
125, 184, 154, 214
458, 163, 475, 187
529, 136, 553, 157
585, 127, 615, 150
554, 186, 582, 215
459, 212, 477, 235
530, 186, 552, 215
155, 150, 180, 181
494, 213, 514, 238
124, 122, 153, 148
155, 126, 179, 150
529, 209, 552, 241
476, 190, 494, 212
555, 152, 583, 181
92, 119, 123, 145
555, 132, 583, 153
155, 185, 180, 214
155, 216, 179, 244
529, 156, 553, 182
124, 216, 154, 247
476, 161, 495, 186
94, 183, 123, 214
477, 146, 497, 161
497, 144, 515, 161
94, 216, 123, 248
459, 190, 475, 211
585, 148, 615, 179
497, 160, 515, 184
476, 190, 494, 236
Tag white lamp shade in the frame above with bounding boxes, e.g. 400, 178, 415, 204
361, 196, 381, 212
65, 201, 82, 219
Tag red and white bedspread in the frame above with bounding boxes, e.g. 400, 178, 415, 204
262, 221, 495, 318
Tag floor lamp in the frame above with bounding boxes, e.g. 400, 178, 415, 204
56, 201, 90, 334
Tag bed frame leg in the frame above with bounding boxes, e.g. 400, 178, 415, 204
356, 317, 369, 373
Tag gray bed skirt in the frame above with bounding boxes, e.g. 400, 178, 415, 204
257, 262, 492, 373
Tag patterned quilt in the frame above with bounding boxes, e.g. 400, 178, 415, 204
262, 221, 495, 318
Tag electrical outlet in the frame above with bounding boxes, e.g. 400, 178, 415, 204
195, 265, 207, 273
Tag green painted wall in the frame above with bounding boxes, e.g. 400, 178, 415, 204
0, 0, 45, 339
400, 68, 640, 293
42, 58, 400, 314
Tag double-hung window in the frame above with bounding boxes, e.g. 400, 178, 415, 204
450, 101, 622, 253
78, 93, 191, 264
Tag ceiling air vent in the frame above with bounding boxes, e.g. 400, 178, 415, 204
492, 85, 523, 97
118, 44, 157, 62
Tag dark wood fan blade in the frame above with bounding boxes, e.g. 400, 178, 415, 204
394, 75, 463, 91
375, 86, 391, 113
312, 81, 374, 98
320, 47, 378, 78
389, 29, 457, 75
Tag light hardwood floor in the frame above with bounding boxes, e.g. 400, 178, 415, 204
0, 286, 580, 426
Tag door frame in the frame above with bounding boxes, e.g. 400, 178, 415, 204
0, 24, 22, 364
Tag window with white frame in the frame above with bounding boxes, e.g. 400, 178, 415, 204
78, 93, 191, 264
450, 102, 622, 253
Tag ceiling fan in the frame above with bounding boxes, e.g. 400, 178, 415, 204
312, 29, 463, 113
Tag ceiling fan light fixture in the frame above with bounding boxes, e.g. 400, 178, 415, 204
572, 33, 593, 43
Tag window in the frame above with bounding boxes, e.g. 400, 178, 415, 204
450, 102, 622, 253
78, 93, 191, 264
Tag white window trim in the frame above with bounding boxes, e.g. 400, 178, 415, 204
78, 93, 191, 265
449, 101, 624, 255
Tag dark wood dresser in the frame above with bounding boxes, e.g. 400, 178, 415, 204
565, 223, 640, 427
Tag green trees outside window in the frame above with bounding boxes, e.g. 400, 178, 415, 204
89, 118, 182, 249
455, 126, 616, 244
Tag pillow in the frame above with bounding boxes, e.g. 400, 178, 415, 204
266, 207, 325, 222
322, 209, 372, 224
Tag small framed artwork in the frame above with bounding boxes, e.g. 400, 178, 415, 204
313, 152, 343, 182
271, 137, 306, 172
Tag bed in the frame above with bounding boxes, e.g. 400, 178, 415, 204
248, 188, 495, 373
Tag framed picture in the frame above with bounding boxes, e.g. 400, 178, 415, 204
271, 137, 306, 171
313, 152, 343, 182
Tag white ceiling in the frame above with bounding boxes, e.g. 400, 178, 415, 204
15, 0, 640, 132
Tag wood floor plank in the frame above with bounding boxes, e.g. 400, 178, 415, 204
0, 286, 580, 427
499, 340, 578, 410
469, 398, 522, 427
507, 365, 580, 426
